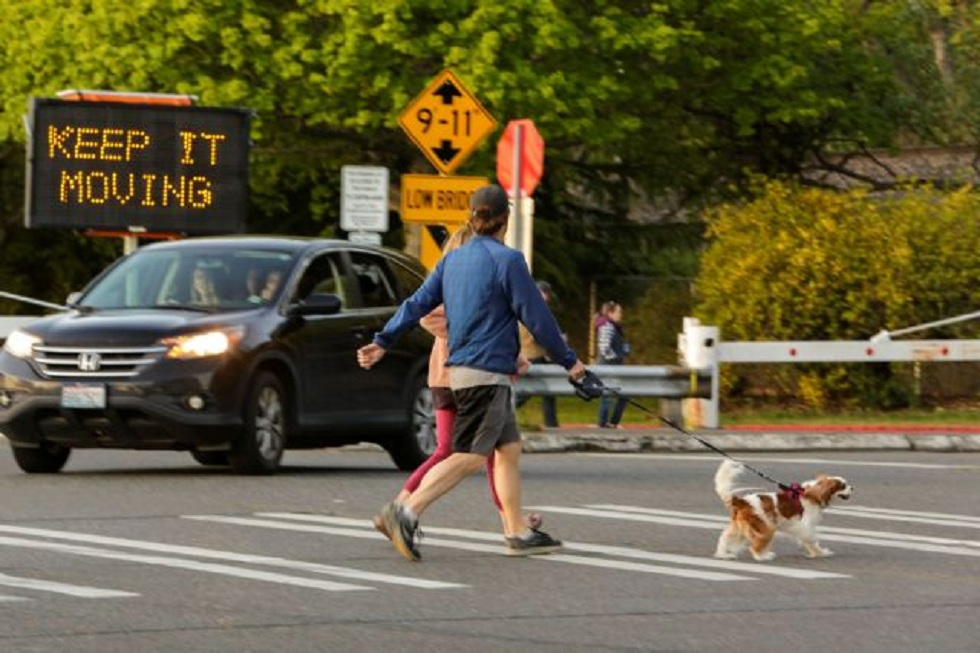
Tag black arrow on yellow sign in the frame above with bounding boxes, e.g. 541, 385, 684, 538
433, 140, 460, 164
433, 80, 462, 104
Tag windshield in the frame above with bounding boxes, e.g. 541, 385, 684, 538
80, 247, 295, 311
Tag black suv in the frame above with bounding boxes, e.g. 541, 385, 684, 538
0, 236, 435, 474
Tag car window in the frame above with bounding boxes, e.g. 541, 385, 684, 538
389, 259, 425, 300
348, 251, 399, 309
291, 252, 350, 308
81, 248, 293, 311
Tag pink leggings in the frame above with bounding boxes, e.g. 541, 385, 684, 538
402, 407, 502, 511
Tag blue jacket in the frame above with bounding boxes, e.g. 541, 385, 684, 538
373, 236, 577, 374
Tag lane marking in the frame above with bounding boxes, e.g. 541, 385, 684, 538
0, 594, 33, 603
531, 505, 980, 558
830, 505, 980, 528
591, 505, 980, 549
0, 571, 137, 598
251, 513, 824, 581
577, 453, 980, 470
0, 523, 461, 590
0, 536, 369, 592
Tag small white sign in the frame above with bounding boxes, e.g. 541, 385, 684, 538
341, 165, 389, 232
348, 231, 383, 246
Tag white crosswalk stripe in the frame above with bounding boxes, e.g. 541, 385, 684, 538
0, 571, 137, 598
529, 504, 980, 558
0, 535, 369, 592
6, 495, 973, 599
192, 512, 847, 581
0, 524, 463, 591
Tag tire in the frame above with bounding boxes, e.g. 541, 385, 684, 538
11, 442, 71, 474
191, 450, 229, 466
229, 371, 288, 475
383, 375, 434, 471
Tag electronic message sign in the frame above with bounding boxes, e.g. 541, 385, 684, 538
26, 98, 250, 234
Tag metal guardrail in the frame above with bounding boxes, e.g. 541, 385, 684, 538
0, 316, 45, 342
515, 363, 711, 399
2, 316, 711, 402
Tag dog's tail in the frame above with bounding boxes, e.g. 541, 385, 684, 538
714, 459, 744, 505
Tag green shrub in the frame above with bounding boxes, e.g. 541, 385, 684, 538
695, 179, 980, 409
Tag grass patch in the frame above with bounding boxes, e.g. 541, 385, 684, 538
516, 396, 980, 428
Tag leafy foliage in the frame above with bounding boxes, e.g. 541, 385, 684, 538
695, 180, 980, 408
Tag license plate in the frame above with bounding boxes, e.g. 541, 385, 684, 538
61, 384, 107, 409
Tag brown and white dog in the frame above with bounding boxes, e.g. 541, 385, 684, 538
713, 459, 852, 561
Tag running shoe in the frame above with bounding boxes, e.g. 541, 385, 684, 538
505, 529, 562, 556
379, 502, 421, 562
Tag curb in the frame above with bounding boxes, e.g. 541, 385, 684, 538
520, 427, 980, 454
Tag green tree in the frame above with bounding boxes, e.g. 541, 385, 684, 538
0, 0, 965, 308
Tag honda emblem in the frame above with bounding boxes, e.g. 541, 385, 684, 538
78, 352, 102, 372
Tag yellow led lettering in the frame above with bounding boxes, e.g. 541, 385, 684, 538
110, 172, 136, 204
99, 128, 126, 161
85, 172, 109, 204
189, 176, 212, 207
73, 127, 100, 160
161, 175, 185, 207
141, 174, 157, 206
126, 130, 150, 161
48, 126, 74, 159
179, 131, 196, 164
59, 170, 84, 202
197, 132, 226, 165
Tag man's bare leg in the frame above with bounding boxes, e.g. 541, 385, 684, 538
492, 441, 524, 536
403, 452, 486, 516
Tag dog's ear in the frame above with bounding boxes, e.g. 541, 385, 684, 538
806, 477, 838, 507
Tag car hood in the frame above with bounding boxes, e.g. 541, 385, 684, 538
20, 310, 239, 347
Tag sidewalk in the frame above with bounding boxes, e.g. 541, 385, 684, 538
521, 423, 980, 453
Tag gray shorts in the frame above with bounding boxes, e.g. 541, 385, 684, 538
451, 384, 520, 456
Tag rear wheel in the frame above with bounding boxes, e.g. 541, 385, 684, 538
229, 371, 288, 475
11, 442, 71, 474
383, 375, 434, 471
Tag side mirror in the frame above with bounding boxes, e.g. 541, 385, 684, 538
289, 293, 342, 316
65, 292, 82, 307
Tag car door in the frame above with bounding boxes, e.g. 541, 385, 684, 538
345, 250, 427, 415
283, 250, 373, 430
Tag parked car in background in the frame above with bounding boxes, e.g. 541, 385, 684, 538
0, 236, 435, 474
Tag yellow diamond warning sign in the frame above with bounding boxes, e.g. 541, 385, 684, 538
398, 70, 497, 175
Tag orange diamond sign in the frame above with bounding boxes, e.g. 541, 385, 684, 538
399, 70, 497, 175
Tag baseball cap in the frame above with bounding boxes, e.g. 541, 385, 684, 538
470, 184, 510, 219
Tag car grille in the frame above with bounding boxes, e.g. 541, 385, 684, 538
32, 345, 168, 379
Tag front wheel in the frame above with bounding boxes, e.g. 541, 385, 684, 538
229, 371, 288, 475
11, 442, 71, 473
383, 375, 434, 471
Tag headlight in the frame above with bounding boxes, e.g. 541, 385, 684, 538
3, 329, 41, 359
161, 326, 244, 360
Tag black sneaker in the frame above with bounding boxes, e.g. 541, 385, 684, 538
505, 528, 563, 556
379, 502, 421, 562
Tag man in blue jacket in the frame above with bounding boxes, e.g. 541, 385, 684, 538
357, 184, 589, 561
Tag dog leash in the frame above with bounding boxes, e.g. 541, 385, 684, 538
575, 372, 800, 495
637, 399, 804, 500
